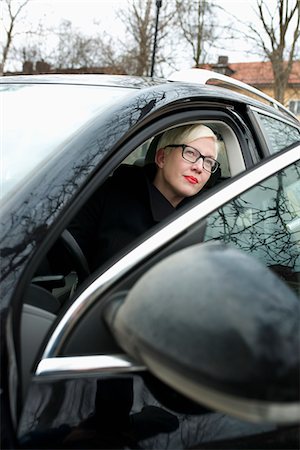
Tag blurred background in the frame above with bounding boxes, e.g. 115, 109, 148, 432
1, 0, 299, 114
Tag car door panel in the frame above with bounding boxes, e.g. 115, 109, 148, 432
25, 148, 298, 373
18, 147, 300, 448
19, 374, 277, 449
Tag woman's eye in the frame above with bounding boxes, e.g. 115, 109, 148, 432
186, 149, 196, 156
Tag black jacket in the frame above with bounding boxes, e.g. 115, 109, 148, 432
69, 164, 178, 271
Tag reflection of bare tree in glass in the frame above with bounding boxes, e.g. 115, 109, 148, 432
0, 89, 175, 294
205, 164, 300, 292
258, 115, 300, 154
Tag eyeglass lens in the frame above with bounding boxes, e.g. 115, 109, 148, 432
182, 146, 218, 173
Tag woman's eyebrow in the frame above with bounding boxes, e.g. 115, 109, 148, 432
192, 146, 216, 159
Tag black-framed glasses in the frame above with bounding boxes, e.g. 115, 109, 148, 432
163, 144, 220, 173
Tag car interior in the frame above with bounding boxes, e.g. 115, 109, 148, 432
20, 120, 247, 397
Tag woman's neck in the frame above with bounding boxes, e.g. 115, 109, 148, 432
153, 173, 183, 208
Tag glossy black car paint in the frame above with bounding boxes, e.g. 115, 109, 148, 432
0, 79, 264, 303
18, 373, 293, 450
1, 75, 299, 449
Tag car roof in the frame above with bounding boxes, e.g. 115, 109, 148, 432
0, 73, 166, 89
1, 72, 298, 124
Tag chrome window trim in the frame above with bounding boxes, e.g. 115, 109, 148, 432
169, 68, 298, 121
40, 147, 300, 370
36, 354, 145, 379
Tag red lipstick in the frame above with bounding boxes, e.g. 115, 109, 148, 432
184, 176, 198, 184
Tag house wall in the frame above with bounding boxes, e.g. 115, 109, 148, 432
201, 57, 300, 120
254, 85, 300, 119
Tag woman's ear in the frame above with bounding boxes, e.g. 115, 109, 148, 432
155, 148, 166, 168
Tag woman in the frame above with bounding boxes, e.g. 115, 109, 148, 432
69, 124, 219, 272
153, 124, 218, 207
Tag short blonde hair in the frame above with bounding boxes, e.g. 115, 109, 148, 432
157, 124, 218, 157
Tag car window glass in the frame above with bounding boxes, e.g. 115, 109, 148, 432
256, 113, 300, 154
204, 161, 300, 296
0, 84, 131, 200
289, 100, 300, 116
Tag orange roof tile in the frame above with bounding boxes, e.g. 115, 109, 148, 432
199, 60, 300, 85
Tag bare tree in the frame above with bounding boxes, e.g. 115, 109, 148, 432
0, 0, 30, 74
174, 0, 221, 66
9, 20, 52, 72
118, 0, 153, 76
49, 20, 96, 69
118, 0, 174, 76
48, 20, 126, 72
12, 43, 42, 69
92, 34, 126, 73
248, 0, 300, 103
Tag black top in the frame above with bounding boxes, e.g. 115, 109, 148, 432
69, 164, 178, 271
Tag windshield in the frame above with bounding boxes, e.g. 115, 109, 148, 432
0, 83, 132, 200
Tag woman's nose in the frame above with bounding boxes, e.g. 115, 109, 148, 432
191, 158, 204, 172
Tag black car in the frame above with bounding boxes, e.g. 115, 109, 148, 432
1, 71, 299, 449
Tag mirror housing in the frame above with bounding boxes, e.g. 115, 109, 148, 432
105, 242, 300, 424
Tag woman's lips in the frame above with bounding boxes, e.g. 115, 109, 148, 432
184, 176, 198, 184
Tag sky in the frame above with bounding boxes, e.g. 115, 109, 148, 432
21, 0, 259, 35
1, 0, 287, 74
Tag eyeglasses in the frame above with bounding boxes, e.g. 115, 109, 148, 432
163, 144, 220, 173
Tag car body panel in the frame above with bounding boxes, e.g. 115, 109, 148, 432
18, 374, 278, 449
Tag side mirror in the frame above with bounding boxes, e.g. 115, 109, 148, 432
104, 242, 300, 424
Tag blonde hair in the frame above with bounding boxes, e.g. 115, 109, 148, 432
157, 124, 218, 157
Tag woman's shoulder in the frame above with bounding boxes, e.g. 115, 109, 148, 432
112, 163, 156, 184
114, 163, 142, 175
113, 163, 145, 178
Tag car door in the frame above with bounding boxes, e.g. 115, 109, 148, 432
16, 109, 252, 449
17, 145, 299, 449
2, 87, 259, 450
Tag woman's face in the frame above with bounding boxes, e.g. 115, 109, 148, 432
154, 137, 216, 207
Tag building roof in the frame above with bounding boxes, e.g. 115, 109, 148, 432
200, 60, 300, 86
